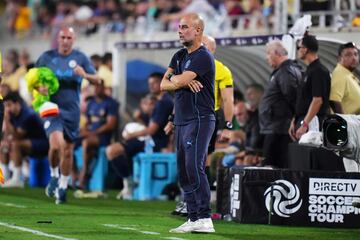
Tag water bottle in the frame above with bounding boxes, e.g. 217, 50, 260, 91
144, 136, 154, 154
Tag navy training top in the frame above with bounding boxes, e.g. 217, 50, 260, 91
169, 46, 215, 125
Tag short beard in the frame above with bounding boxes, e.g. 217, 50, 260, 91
182, 40, 193, 48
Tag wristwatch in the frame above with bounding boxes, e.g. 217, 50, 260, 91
167, 73, 174, 81
225, 121, 233, 130
300, 120, 309, 130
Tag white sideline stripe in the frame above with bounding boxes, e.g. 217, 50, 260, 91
103, 224, 187, 240
139, 231, 161, 235
162, 237, 188, 240
0, 202, 26, 208
102, 224, 137, 231
0, 221, 78, 240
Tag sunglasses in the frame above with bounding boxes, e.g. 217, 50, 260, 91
297, 45, 306, 50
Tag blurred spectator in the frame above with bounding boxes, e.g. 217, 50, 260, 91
133, 93, 158, 126
160, 0, 219, 32
78, 82, 119, 189
105, 72, 173, 200
224, 0, 245, 29
90, 54, 102, 71
2, 49, 26, 92
35, 4, 53, 37
247, 0, 264, 29
5, 0, 18, 35
329, 42, 360, 114
0, 84, 12, 99
245, 83, 264, 112
14, 0, 32, 38
0, 92, 49, 187
97, 52, 113, 95
208, 101, 248, 183
262, 0, 275, 29
18, 49, 34, 104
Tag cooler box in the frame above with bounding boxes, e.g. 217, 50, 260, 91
74, 147, 108, 191
133, 153, 177, 200
29, 157, 50, 187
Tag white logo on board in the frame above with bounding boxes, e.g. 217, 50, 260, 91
264, 180, 302, 218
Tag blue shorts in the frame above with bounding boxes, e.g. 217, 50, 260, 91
30, 139, 49, 158
42, 115, 79, 142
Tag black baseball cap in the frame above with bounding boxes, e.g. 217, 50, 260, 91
338, 42, 357, 56
301, 35, 318, 53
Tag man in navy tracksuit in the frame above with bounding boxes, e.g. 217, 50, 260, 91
160, 13, 216, 233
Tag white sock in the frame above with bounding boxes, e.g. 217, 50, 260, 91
123, 177, 133, 191
12, 166, 22, 181
0, 163, 10, 180
59, 175, 70, 189
50, 167, 59, 178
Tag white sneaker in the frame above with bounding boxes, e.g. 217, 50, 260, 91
1, 178, 24, 188
116, 188, 132, 200
169, 219, 196, 233
192, 218, 215, 233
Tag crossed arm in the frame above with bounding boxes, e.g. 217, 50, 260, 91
160, 67, 203, 92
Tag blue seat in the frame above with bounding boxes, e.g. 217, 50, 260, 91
29, 157, 50, 188
133, 153, 177, 200
74, 147, 108, 191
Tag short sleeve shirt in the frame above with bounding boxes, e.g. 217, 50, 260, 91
10, 104, 48, 140
169, 46, 215, 125
36, 49, 96, 129
214, 59, 233, 111
86, 96, 119, 145
330, 63, 360, 114
295, 59, 331, 117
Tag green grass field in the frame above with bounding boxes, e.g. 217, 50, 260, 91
0, 188, 359, 240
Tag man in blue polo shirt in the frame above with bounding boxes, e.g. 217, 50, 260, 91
78, 82, 119, 189
160, 13, 216, 233
36, 26, 102, 204
105, 72, 173, 200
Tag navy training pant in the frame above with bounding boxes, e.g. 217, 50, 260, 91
175, 120, 215, 221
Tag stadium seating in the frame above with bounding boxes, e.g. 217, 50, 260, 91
133, 153, 177, 200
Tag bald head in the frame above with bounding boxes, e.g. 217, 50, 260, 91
178, 13, 205, 50
57, 26, 76, 55
202, 35, 216, 54
182, 13, 204, 31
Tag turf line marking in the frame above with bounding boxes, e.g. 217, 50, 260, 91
0, 221, 78, 240
139, 231, 161, 235
102, 224, 137, 231
103, 224, 187, 240
0, 202, 26, 208
162, 237, 188, 240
